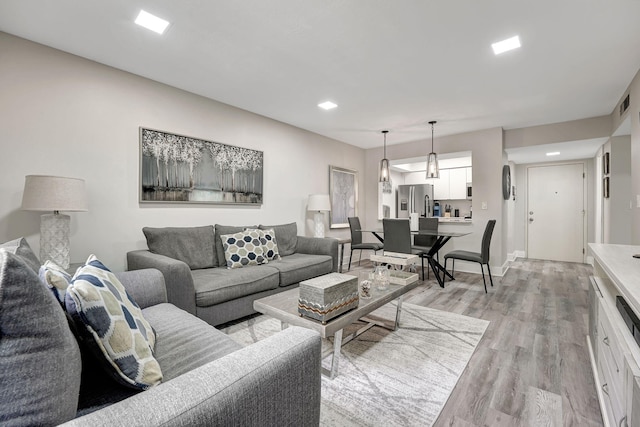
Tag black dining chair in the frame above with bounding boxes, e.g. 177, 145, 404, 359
347, 217, 383, 270
382, 219, 424, 273
443, 219, 496, 293
411, 217, 438, 280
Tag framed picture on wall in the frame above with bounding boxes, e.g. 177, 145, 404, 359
139, 127, 263, 205
603, 176, 610, 199
603, 152, 610, 175
329, 165, 358, 228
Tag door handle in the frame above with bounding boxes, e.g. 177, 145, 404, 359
603, 336, 609, 346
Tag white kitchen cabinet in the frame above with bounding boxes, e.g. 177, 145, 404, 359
449, 168, 467, 199
466, 167, 472, 183
433, 169, 450, 199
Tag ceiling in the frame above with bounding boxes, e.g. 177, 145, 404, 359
1, 1, 640, 152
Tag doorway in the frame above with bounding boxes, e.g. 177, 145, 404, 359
527, 163, 585, 263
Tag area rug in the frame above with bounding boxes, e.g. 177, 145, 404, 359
222, 302, 489, 427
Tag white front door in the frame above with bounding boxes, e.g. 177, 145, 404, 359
527, 163, 585, 263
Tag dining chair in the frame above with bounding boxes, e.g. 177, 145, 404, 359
347, 217, 383, 270
382, 218, 424, 274
443, 219, 496, 293
411, 217, 438, 280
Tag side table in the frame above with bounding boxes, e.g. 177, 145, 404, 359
331, 237, 351, 273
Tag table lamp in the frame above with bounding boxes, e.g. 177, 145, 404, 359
307, 194, 331, 238
21, 175, 88, 269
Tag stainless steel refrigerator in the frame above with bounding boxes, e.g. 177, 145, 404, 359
396, 184, 434, 222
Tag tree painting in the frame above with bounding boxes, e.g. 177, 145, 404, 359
140, 128, 263, 204
329, 166, 358, 228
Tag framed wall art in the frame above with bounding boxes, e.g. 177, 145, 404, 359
329, 166, 358, 228
139, 127, 263, 205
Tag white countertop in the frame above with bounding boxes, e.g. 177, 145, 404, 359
437, 217, 472, 223
589, 243, 640, 314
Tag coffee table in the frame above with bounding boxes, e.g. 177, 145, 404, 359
253, 274, 420, 379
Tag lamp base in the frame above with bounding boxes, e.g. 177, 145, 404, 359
313, 211, 325, 238
40, 213, 70, 269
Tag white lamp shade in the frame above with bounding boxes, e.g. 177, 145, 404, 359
22, 175, 88, 212
307, 194, 331, 211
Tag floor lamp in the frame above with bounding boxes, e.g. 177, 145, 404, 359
307, 194, 331, 238
21, 175, 88, 269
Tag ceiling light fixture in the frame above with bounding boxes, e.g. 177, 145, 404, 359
426, 121, 440, 179
379, 130, 392, 193
492, 35, 521, 55
318, 101, 338, 110
135, 10, 170, 34
546, 151, 561, 156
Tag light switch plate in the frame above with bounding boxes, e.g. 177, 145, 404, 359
637, 195, 640, 208
482, 201, 488, 210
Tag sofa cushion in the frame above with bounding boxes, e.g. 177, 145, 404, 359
39, 259, 72, 306
143, 225, 217, 269
192, 265, 279, 307
260, 222, 297, 256
143, 303, 242, 380
268, 253, 334, 287
215, 224, 255, 267
221, 229, 268, 269
0, 249, 82, 425
0, 237, 41, 273
66, 255, 162, 390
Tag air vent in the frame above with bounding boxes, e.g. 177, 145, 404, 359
620, 94, 630, 116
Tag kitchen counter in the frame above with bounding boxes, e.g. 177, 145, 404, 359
437, 217, 472, 223
589, 243, 640, 315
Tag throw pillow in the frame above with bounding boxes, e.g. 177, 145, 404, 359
39, 260, 72, 306
143, 225, 217, 269
0, 237, 41, 273
215, 224, 255, 266
246, 228, 280, 261
65, 254, 162, 390
260, 222, 297, 256
0, 249, 82, 425
221, 229, 268, 269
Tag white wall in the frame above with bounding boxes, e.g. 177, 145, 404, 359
612, 68, 640, 244
0, 33, 364, 270
602, 136, 632, 244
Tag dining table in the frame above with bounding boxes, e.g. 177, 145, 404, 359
357, 228, 471, 288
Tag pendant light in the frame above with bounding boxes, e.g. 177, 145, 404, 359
379, 130, 392, 193
425, 121, 440, 179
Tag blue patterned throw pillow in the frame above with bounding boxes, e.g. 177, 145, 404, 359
246, 228, 280, 261
65, 255, 162, 390
221, 229, 268, 269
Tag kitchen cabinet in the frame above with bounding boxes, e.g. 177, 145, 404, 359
449, 168, 467, 199
588, 243, 640, 427
466, 167, 472, 183
433, 169, 450, 199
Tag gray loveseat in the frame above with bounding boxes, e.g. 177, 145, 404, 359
127, 223, 338, 326
0, 240, 322, 426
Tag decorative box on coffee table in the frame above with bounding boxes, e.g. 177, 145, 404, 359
298, 272, 359, 324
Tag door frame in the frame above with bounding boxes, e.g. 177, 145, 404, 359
525, 160, 588, 263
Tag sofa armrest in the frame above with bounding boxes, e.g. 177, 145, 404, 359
114, 269, 167, 309
127, 250, 196, 315
296, 236, 339, 272
61, 327, 322, 427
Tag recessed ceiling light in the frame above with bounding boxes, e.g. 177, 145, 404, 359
546, 151, 561, 156
492, 35, 521, 55
135, 10, 170, 34
318, 101, 338, 110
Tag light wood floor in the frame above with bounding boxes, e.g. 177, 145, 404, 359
348, 258, 603, 427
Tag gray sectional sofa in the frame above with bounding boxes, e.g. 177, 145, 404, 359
127, 222, 339, 326
0, 240, 322, 426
